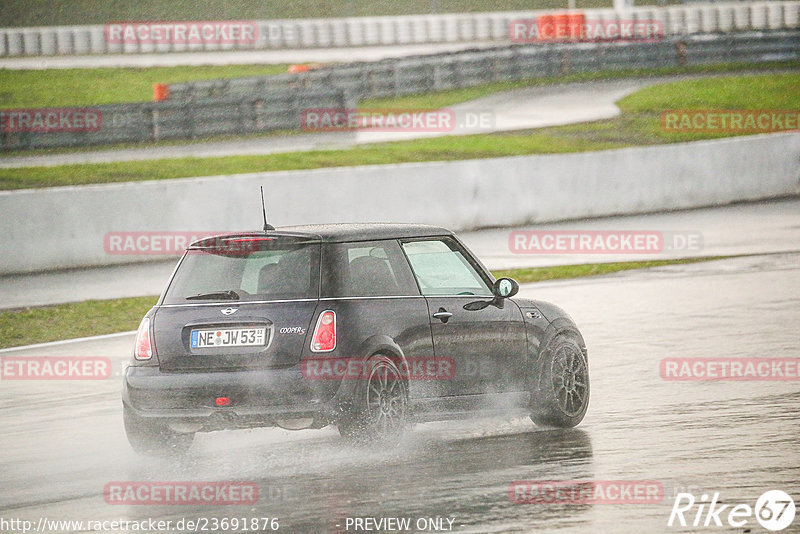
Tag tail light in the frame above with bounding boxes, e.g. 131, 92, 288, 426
134, 317, 153, 360
310, 310, 336, 352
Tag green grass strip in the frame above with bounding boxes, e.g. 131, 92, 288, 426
493, 256, 730, 283
0, 296, 158, 349
0, 65, 290, 108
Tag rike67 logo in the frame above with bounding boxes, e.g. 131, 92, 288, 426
668, 490, 795, 531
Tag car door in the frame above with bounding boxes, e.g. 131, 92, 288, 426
319, 239, 440, 402
400, 237, 527, 396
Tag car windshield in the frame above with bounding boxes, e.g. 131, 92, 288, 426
162, 238, 320, 304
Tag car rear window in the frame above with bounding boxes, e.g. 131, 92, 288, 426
162, 238, 320, 304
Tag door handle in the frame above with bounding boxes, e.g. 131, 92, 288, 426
432, 308, 453, 323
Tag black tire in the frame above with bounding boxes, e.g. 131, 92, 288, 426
530, 335, 589, 428
123, 405, 194, 456
337, 355, 408, 445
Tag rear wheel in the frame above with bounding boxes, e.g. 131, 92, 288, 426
338, 355, 408, 444
530, 335, 589, 428
123, 405, 194, 456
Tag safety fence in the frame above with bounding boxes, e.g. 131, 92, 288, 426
0, 1, 798, 56
167, 31, 800, 101
0, 90, 351, 151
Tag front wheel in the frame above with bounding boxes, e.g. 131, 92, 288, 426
338, 355, 408, 445
123, 405, 194, 456
530, 335, 589, 428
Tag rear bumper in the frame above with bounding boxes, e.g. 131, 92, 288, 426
123, 364, 339, 430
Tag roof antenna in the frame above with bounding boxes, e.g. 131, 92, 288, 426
260, 186, 275, 231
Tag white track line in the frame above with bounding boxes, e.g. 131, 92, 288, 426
0, 330, 136, 353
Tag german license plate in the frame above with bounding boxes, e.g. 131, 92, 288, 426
191, 327, 266, 348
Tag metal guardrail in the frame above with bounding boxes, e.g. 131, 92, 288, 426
169, 31, 800, 101
0, 1, 798, 57
1, 31, 797, 151
0, 89, 351, 151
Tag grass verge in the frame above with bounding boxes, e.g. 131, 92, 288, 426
493, 256, 729, 284
0, 65, 290, 108
359, 62, 800, 110
0, 134, 623, 190
0, 296, 158, 349
0, 255, 731, 349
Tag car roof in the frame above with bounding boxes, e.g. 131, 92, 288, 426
276, 223, 453, 243
189, 223, 454, 248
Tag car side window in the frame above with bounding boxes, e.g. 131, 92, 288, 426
401, 239, 492, 297
322, 240, 420, 297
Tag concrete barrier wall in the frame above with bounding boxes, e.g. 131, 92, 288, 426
0, 132, 798, 274
1, 2, 798, 56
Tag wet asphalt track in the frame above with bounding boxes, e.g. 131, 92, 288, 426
1, 251, 798, 533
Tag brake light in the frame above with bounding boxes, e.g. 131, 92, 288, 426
225, 237, 274, 243
310, 310, 336, 352
134, 317, 153, 360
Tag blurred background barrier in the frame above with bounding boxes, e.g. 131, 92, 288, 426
167, 31, 800, 101
0, 89, 354, 151
1, 132, 797, 274
0, 2, 798, 56
2, 31, 797, 151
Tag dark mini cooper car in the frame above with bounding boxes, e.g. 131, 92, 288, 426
123, 223, 589, 453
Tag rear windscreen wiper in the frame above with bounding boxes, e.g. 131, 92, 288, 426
185, 290, 240, 301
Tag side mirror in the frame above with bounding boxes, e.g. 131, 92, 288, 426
492, 277, 519, 299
